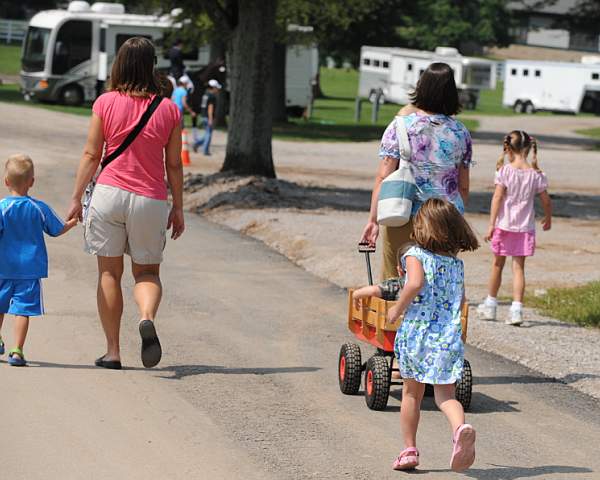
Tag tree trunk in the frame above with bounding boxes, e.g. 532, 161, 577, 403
271, 42, 287, 122
221, 0, 277, 178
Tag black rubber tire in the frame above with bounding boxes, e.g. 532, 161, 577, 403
456, 358, 473, 411
60, 84, 84, 106
524, 101, 535, 114
364, 355, 391, 410
513, 100, 523, 114
338, 343, 362, 395
424, 384, 434, 397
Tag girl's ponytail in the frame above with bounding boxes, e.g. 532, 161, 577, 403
497, 134, 511, 170
531, 137, 541, 171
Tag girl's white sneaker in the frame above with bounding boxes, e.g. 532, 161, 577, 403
477, 303, 497, 321
506, 309, 523, 326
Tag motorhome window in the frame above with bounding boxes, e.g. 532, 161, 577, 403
52, 20, 92, 75
593, 73, 600, 80
383, 61, 389, 69
373, 60, 380, 67
407, 63, 413, 71
363, 58, 371, 66
535, 70, 541, 77
511, 68, 517, 75
22, 27, 50, 72
523, 69, 529, 76
116, 34, 153, 54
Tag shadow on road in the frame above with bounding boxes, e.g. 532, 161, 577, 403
158, 364, 321, 380
386, 391, 520, 414
472, 129, 599, 150
460, 464, 593, 479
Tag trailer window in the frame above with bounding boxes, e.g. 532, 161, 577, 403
363, 58, 370, 66
511, 68, 517, 76
373, 60, 380, 67
593, 73, 600, 80
407, 63, 413, 71
535, 70, 541, 77
383, 61, 389, 69
52, 20, 92, 75
523, 69, 529, 76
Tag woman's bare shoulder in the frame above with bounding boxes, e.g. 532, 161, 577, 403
397, 104, 418, 116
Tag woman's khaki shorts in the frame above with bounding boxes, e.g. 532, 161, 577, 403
381, 221, 413, 281
84, 184, 169, 265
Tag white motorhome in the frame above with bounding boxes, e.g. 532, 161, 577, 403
358, 46, 497, 109
20, 1, 209, 105
20, 1, 319, 114
503, 58, 600, 114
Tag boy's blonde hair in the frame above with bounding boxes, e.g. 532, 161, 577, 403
5, 154, 34, 189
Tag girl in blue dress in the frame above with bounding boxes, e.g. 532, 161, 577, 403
387, 198, 479, 473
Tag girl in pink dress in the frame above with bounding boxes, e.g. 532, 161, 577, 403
477, 130, 552, 326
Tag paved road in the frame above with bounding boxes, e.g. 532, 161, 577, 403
1, 103, 600, 479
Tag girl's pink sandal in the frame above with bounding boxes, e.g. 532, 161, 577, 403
392, 447, 420, 470
450, 424, 476, 472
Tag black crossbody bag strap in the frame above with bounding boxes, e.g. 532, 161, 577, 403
100, 95, 164, 171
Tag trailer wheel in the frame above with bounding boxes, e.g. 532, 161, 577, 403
364, 355, 391, 410
60, 84, 84, 107
524, 101, 535, 114
513, 100, 524, 114
338, 343, 362, 395
456, 358, 473, 411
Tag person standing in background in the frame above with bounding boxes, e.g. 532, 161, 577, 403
171, 77, 196, 128
193, 79, 221, 156
168, 38, 185, 81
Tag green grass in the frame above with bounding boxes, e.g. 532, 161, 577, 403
273, 67, 478, 142
576, 127, 600, 139
0, 44, 22, 76
0, 83, 92, 116
528, 282, 600, 328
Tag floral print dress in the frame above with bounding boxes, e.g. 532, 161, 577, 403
379, 113, 472, 216
394, 246, 465, 384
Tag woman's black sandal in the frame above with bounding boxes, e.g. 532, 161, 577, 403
139, 320, 162, 368
95, 355, 122, 370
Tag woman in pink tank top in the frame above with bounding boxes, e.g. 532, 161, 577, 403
67, 37, 184, 370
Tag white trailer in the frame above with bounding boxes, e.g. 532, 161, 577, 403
503, 58, 600, 114
285, 43, 319, 116
358, 46, 497, 110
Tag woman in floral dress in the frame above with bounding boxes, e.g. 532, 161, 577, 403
360, 63, 473, 280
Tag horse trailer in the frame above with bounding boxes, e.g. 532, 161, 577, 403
503, 58, 600, 114
358, 46, 497, 110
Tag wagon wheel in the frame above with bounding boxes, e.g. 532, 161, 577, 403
338, 343, 362, 395
364, 355, 391, 410
456, 358, 473, 410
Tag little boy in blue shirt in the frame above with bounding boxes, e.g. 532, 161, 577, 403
0, 154, 76, 366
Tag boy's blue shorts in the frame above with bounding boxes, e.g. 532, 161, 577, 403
0, 279, 43, 317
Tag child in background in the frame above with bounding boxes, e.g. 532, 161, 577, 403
0, 154, 76, 366
477, 131, 552, 326
386, 198, 479, 472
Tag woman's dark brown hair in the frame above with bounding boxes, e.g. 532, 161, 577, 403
409, 62, 461, 116
411, 198, 479, 255
109, 37, 162, 97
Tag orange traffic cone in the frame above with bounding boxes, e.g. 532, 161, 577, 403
181, 128, 191, 166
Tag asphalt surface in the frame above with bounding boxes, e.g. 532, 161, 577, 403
1, 103, 599, 479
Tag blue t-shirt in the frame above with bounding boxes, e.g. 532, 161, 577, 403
0, 196, 65, 279
171, 86, 187, 113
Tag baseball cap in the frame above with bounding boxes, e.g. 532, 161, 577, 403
208, 79, 222, 89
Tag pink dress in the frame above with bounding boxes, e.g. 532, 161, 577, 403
492, 164, 548, 257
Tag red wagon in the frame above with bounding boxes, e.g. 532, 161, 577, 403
337, 244, 473, 411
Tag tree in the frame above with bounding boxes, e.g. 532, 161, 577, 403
396, 0, 513, 54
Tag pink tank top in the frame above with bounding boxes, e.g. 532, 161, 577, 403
93, 91, 181, 200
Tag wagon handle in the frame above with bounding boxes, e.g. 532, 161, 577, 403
358, 242, 376, 286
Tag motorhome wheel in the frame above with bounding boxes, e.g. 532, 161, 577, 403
60, 84, 84, 106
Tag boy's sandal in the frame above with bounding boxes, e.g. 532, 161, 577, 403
95, 355, 122, 370
8, 347, 26, 367
392, 447, 420, 470
450, 423, 476, 472
0, 337, 5, 356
